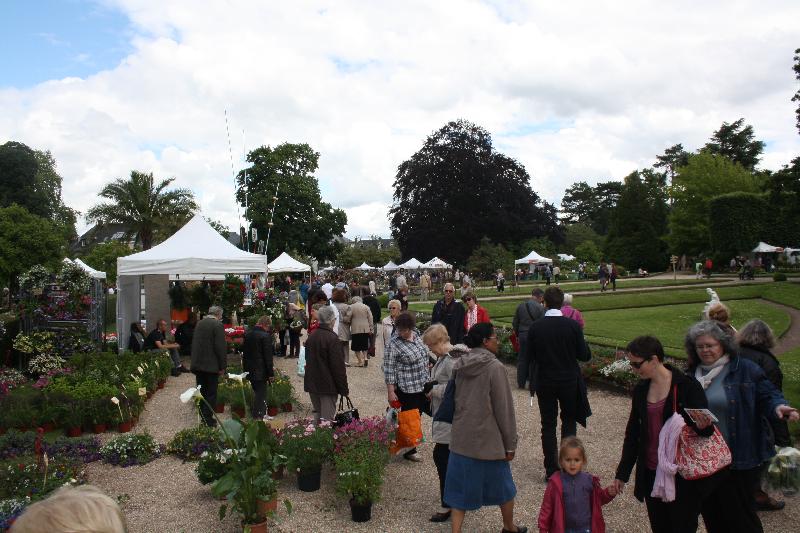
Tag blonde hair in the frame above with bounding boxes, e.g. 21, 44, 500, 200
422, 323, 450, 348
10, 485, 127, 533
559, 436, 587, 468
387, 299, 401, 310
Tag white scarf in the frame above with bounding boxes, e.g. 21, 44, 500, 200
467, 306, 477, 330
695, 355, 730, 389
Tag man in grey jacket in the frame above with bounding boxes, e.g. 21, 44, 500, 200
191, 306, 227, 427
512, 288, 544, 389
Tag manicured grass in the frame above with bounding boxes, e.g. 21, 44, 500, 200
465, 277, 733, 296
582, 299, 791, 356
779, 347, 800, 442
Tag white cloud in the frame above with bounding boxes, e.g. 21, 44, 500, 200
2, 0, 799, 239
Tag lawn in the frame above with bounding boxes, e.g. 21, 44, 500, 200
582, 299, 791, 356
467, 276, 726, 296
779, 347, 800, 441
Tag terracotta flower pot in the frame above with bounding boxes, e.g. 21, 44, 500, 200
66, 427, 82, 437
231, 406, 246, 418
257, 496, 278, 517
241, 519, 268, 533
158, 380, 166, 389
267, 406, 279, 417
93, 424, 107, 434
271, 465, 285, 480
281, 403, 293, 412
118, 422, 132, 433
214, 403, 225, 414
41, 422, 55, 432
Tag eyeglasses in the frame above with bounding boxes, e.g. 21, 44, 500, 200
695, 343, 720, 351
628, 358, 649, 369
464, 297, 473, 301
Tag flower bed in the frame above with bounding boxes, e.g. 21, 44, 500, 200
0, 430, 101, 463
99, 432, 163, 467
167, 426, 222, 461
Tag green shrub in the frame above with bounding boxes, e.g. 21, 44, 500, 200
196, 450, 233, 484
774, 272, 788, 282
99, 432, 162, 467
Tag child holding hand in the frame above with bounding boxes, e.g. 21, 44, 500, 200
538, 437, 617, 533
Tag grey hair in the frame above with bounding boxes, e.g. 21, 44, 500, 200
208, 305, 223, 318
563, 293, 574, 305
736, 319, 776, 350
387, 299, 401, 310
685, 320, 738, 369
350, 296, 362, 304
317, 305, 336, 327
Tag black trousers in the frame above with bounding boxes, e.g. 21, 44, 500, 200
642, 467, 725, 533
278, 327, 289, 356
288, 329, 301, 358
537, 378, 578, 477
702, 466, 763, 533
516, 336, 529, 389
194, 371, 219, 427
433, 443, 450, 508
250, 379, 267, 419
396, 387, 427, 457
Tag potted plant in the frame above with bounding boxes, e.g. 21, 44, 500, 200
214, 383, 228, 414
272, 375, 293, 412
280, 418, 334, 492
333, 417, 393, 522
62, 404, 84, 437
266, 386, 280, 417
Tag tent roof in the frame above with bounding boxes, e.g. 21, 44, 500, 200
382, 261, 399, 271
422, 256, 452, 269
398, 258, 423, 269
355, 262, 375, 270
117, 215, 269, 276
515, 250, 553, 265
73, 258, 107, 279
267, 252, 311, 273
752, 241, 783, 253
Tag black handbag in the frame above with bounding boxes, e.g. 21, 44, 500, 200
334, 396, 360, 427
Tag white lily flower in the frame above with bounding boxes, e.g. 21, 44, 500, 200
180, 385, 202, 403
227, 371, 249, 382
138, 387, 147, 397
137, 366, 144, 374
110, 396, 120, 405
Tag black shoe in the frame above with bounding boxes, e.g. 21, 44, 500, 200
756, 497, 785, 511
170, 367, 180, 377
179, 366, 190, 373
429, 511, 451, 522
363, 360, 368, 367
501, 527, 527, 533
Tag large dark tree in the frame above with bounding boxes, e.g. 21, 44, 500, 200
702, 118, 765, 170
389, 120, 560, 266
605, 169, 669, 271
793, 48, 800, 135
654, 143, 690, 197
559, 180, 622, 235
0, 204, 65, 288
708, 192, 768, 258
87, 171, 198, 250
236, 143, 346, 263
763, 157, 800, 244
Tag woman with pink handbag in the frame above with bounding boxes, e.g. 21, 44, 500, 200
685, 320, 799, 533
613, 335, 724, 533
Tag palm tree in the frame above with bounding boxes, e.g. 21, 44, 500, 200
87, 171, 198, 250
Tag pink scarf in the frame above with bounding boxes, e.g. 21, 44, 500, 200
467, 306, 478, 330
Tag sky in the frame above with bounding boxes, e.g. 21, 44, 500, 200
2, 0, 799, 239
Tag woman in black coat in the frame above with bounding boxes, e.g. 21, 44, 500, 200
736, 319, 790, 510
613, 335, 719, 533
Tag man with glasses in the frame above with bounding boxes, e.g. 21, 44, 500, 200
526, 287, 591, 480
431, 282, 465, 343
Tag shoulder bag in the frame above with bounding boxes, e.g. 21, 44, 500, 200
673, 385, 732, 480
334, 396, 360, 428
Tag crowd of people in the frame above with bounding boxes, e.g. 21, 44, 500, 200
14, 272, 799, 533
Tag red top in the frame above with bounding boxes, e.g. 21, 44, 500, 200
646, 398, 666, 469
538, 471, 615, 533
463, 305, 490, 332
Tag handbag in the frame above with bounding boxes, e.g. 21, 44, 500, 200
509, 331, 519, 353
334, 396, 360, 428
672, 385, 732, 480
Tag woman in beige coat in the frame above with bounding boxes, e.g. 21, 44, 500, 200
331, 288, 352, 366
349, 296, 374, 367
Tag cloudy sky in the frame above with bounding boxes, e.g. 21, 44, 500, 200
2, 0, 799, 238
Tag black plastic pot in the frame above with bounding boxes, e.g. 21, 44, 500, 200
350, 498, 372, 522
297, 468, 321, 492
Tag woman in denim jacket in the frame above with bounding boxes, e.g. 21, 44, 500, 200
685, 320, 799, 533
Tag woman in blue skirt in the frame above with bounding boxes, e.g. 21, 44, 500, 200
444, 322, 527, 533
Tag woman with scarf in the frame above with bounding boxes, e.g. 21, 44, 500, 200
685, 320, 798, 533
381, 299, 402, 353
461, 292, 490, 335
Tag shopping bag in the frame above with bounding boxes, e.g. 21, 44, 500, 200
334, 396, 360, 428
390, 408, 422, 454
296, 346, 306, 376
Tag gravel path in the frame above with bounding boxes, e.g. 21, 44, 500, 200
83, 350, 799, 532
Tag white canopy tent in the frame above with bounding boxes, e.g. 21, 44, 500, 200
752, 241, 783, 253
73, 258, 107, 280
267, 252, 311, 273
557, 253, 576, 262
515, 250, 553, 265
355, 262, 375, 271
785, 247, 800, 265
116, 215, 269, 351
382, 261, 399, 271
398, 258, 423, 270
422, 257, 452, 269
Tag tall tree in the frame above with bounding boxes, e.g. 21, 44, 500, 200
708, 192, 768, 258
559, 180, 622, 235
0, 204, 65, 288
466, 237, 514, 279
654, 143, 690, 198
793, 48, 800, 135
702, 118, 765, 170
562, 223, 602, 255
605, 170, 669, 271
668, 153, 763, 255
763, 156, 800, 244
390, 120, 561, 266
87, 171, 198, 250
235, 143, 346, 263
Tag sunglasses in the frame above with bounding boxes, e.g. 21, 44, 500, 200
628, 358, 649, 369
464, 297, 473, 301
